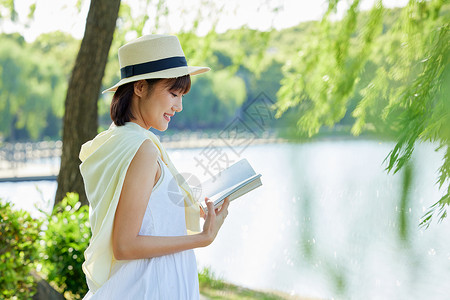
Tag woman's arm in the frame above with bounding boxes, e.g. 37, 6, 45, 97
112, 139, 229, 260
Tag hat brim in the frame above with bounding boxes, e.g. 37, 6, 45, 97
102, 66, 210, 94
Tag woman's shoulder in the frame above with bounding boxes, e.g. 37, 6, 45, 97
137, 139, 160, 160
125, 139, 160, 177
124, 139, 161, 190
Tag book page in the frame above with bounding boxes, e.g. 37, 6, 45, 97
199, 159, 256, 202
197, 159, 262, 212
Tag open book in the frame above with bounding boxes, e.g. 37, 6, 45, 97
195, 158, 262, 213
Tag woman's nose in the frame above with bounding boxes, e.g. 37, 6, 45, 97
173, 98, 182, 112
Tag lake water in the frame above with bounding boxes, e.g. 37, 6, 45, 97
1, 140, 449, 299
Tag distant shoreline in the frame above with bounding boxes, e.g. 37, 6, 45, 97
0, 134, 403, 182
162, 136, 288, 149
0, 136, 287, 182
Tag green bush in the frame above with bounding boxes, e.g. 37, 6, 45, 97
40, 193, 91, 299
0, 199, 42, 299
198, 266, 225, 289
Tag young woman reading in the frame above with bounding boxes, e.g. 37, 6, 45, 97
80, 34, 230, 299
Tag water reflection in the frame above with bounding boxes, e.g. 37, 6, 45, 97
298, 187, 314, 262
255, 140, 449, 299
398, 162, 413, 243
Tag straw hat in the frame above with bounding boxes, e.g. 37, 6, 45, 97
103, 34, 210, 93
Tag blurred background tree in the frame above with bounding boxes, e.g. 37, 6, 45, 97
0, 1, 278, 142
0, 33, 69, 141
275, 0, 449, 227
55, 0, 121, 206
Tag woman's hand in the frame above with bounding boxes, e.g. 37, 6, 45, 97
201, 197, 230, 246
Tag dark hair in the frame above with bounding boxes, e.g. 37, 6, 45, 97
110, 75, 191, 126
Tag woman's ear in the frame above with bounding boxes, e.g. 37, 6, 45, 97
133, 80, 147, 98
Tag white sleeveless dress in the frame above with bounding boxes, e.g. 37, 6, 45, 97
83, 156, 200, 300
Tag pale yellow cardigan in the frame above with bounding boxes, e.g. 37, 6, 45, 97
79, 122, 200, 293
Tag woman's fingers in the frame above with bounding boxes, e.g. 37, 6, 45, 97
205, 196, 229, 221
205, 197, 215, 214
217, 197, 230, 215
204, 197, 217, 223
201, 197, 231, 245
221, 197, 230, 210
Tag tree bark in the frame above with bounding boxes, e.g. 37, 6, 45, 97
31, 270, 64, 300
55, 0, 121, 206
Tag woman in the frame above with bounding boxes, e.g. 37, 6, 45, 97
79, 34, 229, 299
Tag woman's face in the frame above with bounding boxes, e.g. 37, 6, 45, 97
135, 80, 184, 131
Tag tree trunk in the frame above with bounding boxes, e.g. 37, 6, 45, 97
55, 0, 121, 206
31, 270, 64, 300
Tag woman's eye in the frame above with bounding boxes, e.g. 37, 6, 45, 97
171, 92, 178, 97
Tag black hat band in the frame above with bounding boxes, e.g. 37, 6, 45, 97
120, 56, 188, 79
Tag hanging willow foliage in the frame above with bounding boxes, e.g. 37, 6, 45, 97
275, 0, 450, 227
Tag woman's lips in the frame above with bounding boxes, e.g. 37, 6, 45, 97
164, 113, 172, 121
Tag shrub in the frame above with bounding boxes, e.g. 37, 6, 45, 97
0, 199, 42, 299
40, 193, 91, 299
198, 266, 225, 289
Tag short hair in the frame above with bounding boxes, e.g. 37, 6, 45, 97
110, 75, 191, 126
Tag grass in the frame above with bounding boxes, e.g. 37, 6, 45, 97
198, 267, 321, 300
